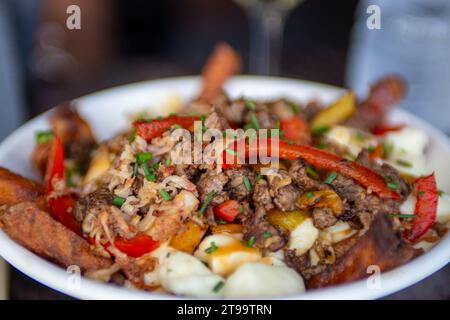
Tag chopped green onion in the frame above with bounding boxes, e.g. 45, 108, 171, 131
142, 162, 151, 176
382, 142, 394, 157
201, 115, 207, 133
245, 99, 256, 111
205, 241, 218, 254
225, 148, 237, 156
198, 191, 216, 216
246, 236, 256, 247
239, 205, 244, 214
244, 176, 251, 192
145, 173, 157, 182
311, 126, 330, 136
389, 213, 415, 219
289, 101, 300, 114
396, 159, 412, 168
262, 231, 272, 239
216, 218, 226, 225
172, 124, 182, 129
255, 174, 263, 183
165, 158, 171, 166
367, 145, 376, 153
306, 165, 319, 179
65, 169, 76, 188
325, 172, 338, 184
438, 190, 444, 197
315, 142, 327, 149
136, 152, 152, 164
35, 130, 53, 144
306, 191, 315, 199
418, 191, 425, 198
129, 128, 138, 143
249, 113, 260, 130
133, 162, 139, 177
160, 189, 172, 201
113, 196, 126, 207
387, 182, 398, 190
355, 132, 366, 141
213, 281, 225, 293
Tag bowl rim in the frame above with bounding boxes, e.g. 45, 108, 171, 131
0, 75, 449, 300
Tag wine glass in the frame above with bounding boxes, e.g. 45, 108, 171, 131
234, 0, 304, 75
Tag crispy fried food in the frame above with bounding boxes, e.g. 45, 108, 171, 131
0, 167, 46, 208
307, 213, 415, 288
199, 42, 242, 102
0, 202, 112, 271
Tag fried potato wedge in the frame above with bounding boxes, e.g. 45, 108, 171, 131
307, 213, 414, 288
0, 202, 112, 271
0, 167, 45, 208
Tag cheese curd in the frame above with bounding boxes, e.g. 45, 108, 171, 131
195, 234, 261, 277
324, 125, 377, 158
288, 218, 319, 255
223, 262, 305, 298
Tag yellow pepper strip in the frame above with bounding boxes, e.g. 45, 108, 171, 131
297, 189, 343, 215
211, 223, 243, 234
311, 91, 356, 130
170, 220, 208, 253
267, 209, 310, 232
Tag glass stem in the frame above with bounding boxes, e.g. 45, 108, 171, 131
247, 5, 286, 75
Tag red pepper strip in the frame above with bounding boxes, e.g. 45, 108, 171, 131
403, 174, 438, 242
373, 124, 405, 136
245, 138, 400, 200
44, 135, 82, 235
44, 135, 65, 193
114, 234, 160, 258
214, 199, 241, 222
280, 116, 310, 144
133, 115, 200, 141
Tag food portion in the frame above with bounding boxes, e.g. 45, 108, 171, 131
0, 43, 449, 298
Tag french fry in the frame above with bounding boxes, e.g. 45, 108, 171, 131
199, 42, 242, 102
0, 167, 46, 208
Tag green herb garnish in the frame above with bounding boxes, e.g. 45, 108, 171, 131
289, 102, 300, 114
113, 196, 126, 207
418, 190, 425, 198
396, 159, 412, 168
129, 128, 138, 143
249, 113, 260, 130
160, 189, 172, 201
306, 191, 315, 199
262, 231, 273, 239
136, 152, 152, 164
216, 218, 226, 225
387, 182, 398, 190
213, 281, 225, 293
246, 236, 256, 247
245, 99, 256, 111
325, 172, 338, 184
389, 213, 415, 219
35, 130, 53, 144
244, 176, 251, 192
65, 168, 76, 188
306, 165, 319, 179
311, 126, 330, 136
438, 189, 444, 197
205, 241, 218, 254
198, 191, 216, 216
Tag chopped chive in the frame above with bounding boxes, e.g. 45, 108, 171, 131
165, 158, 171, 166
198, 191, 216, 216
185, 111, 199, 117
249, 113, 260, 130
239, 205, 244, 214
216, 218, 226, 225
205, 241, 218, 254
289, 101, 300, 114
145, 173, 157, 182
438, 189, 444, 197
172, 124, 182, 129
35, 130, 53, 144
129, 128, 138, 143
213, 281, 225, 293
367, 145, 376, 153
315, 142, 327, 149
418, 190, 425, 198
243, 176, 252, 192
311, 125, 330, 136
201, 115, 207, 133
396, 159, 412, 168
246, 235, 256, 247
247, 130, 257, 144
382, 142, 394, 157
160, 189, 172, 201
142, 162, 151, 176
65, 169, 76, 188
262, 231, 273, 239
255, 174, 263, 183
225, 148, 237, 156
245, 99, 256, 111
113, 196, 126, 207
133, 162, 139, 177
306, 191, 315, 199
136, 152, 152, 164
325, 172, 338, 184
306, 165, 319, 179
387, 182, 398, 190
389, 213, 415, 219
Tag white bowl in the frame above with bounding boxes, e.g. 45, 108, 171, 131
0, 76, 449, 300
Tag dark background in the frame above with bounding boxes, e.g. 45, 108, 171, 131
1, 0, 449, 299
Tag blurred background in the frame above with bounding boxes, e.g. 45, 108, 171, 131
0, 0, 449, 299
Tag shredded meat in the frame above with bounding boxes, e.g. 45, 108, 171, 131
197, 170, 229, 205
74, 187, 114, 222
225, 167, 255, 201
312, 207, 337, 229
252, 179, 274, 211
268, 169, 299, 211
288, 159, 324, 192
